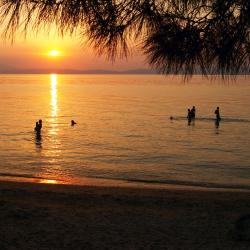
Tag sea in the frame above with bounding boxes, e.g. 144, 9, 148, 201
0, 74, 250, 190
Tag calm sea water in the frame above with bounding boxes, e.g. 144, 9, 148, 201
0, 74, 250, 189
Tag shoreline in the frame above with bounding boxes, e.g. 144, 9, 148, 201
0, 180, 250, 249
0, 175, 250, 193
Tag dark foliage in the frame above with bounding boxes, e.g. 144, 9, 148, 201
0, 0, 249, 76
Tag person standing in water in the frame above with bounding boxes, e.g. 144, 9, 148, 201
34, 119, 43, 132
187, 109, 192, 126
215, 107, 221, 121
34, 122, 41, 132
187, 109, 192, 120
190, 106, 196, 119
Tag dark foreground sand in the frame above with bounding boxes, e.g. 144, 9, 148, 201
0, 181, 250, 250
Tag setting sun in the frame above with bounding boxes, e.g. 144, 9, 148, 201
48, 50, 60, 57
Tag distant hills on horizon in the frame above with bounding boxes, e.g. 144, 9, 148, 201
0, 67, 159, 75
0, 66, 249, 75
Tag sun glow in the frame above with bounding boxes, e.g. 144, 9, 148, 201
39, 179, 59, 184
48, 50, 60, 57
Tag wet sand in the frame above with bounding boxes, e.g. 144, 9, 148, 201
0, 180, 249, 250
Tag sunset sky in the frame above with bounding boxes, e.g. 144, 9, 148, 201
0, 29, 147, 73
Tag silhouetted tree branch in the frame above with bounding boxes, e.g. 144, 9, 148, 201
0, 0, 249, 77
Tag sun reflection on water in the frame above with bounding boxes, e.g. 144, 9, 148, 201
49, 74, 59, 137
50, 74, 57, 117
40, 74, 63, 182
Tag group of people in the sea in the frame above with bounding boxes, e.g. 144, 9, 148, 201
34, 106, 221, 136
187, 106, 221, 121
34, 119, 77, 134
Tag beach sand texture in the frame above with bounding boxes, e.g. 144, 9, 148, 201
0, 181, 250, 250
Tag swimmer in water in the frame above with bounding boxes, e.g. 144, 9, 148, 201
71, 120, 77, 126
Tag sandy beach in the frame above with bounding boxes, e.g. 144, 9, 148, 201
0, 181, 249, 250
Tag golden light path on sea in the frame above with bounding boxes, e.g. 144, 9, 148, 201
39, 73, 62, 184
50, 73, 58, 118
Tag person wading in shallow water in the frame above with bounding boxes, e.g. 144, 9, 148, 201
190, 106, 196, 119
187, 109, 192, 120
215, 107, 221, 121
34, 122, 40, 132
34, 119, 43, 133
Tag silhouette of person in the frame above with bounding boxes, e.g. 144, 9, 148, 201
71, 120, 77, 126
215, 107, 221, 121
187, 109, 192, 120
38, 119, 43, 129
34, 122, 41, 133
190, 106, 196, 119
34, 119, 43, 149
34, 119, 43, 132
187, 109, 192, 125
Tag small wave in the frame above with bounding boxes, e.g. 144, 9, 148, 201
45, 115, 73, 118
123, 134, 144, 138
0, 172, 49, 180
87, 175, 250, 191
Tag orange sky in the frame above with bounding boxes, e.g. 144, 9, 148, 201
0, 29, 148, 72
